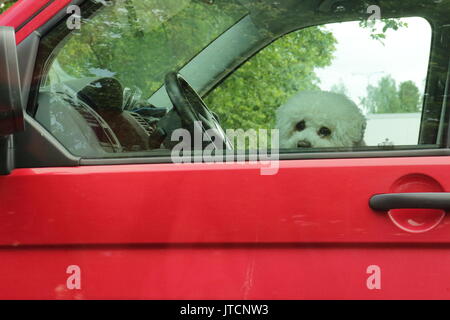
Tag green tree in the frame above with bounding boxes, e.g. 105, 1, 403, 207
330, 81, 350, 97
205, 26, 337, 131
398, 80, 421, 112
359, 18, 408, 44
361, 75, 400, 114
361, 75, 421, 114
0, 0, 16, 14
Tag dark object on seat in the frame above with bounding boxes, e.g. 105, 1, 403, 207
75, 77, 155, 152
77, 77, 124, 111
133, 106, 167, 118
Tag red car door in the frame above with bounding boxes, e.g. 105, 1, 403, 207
0, 0, 450, 300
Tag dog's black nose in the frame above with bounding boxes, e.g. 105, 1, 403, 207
297, 140, 312, 148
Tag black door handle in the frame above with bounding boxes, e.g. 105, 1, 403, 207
369, 193, 450, 211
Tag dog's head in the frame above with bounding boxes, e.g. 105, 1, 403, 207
276, 91, 366, 149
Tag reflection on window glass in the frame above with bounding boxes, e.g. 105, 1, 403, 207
48, 0, 247, 98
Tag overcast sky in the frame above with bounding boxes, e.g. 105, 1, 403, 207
315, 17, 432, 112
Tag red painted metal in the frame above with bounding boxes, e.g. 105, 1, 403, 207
387, 174, 446, 233
0, 157, 450, 299
2, 245, 450, 300
0, 0, 49, 29
2, 157, 450, 246
0, 0, 71, 44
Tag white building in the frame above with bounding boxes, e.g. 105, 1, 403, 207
364, 113, 422, 146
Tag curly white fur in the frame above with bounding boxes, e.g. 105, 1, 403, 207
276, 91, 366, 149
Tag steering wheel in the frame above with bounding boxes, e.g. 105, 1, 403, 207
164, 72, 232, 150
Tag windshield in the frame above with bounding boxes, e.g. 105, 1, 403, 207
45, 0, 248, 99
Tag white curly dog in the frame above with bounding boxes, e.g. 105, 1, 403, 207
276, 91, 366, 149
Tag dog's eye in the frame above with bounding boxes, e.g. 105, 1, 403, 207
295, 120, 306, 131
318, 127, 332, 137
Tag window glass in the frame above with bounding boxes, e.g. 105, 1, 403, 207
206, 17, 432, 150
317, 18, 431, 147
35, 0, 438, 158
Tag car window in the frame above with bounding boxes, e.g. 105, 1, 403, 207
205, 17, 433, 150
33, 0, 446, 160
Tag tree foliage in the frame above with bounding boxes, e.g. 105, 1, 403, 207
360, 75, 421, 114
0, 0, 16, 14
205, 27, 337, 131
330, 81, 350, 97
359, 18, 408, 43
57, 0, 247, 95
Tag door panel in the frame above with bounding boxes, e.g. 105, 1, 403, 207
1, 245, 450, 299
2, 157, 450, 245
1, 158, 450, 298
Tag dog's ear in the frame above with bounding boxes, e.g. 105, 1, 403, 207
334, 109, 367, 147
275, 103, 294, 134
